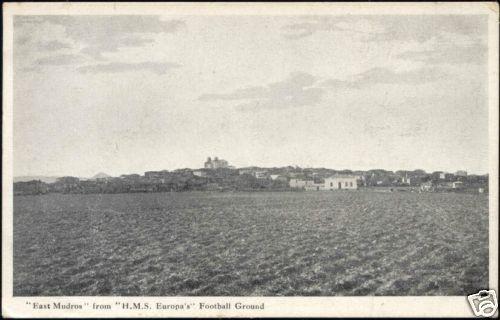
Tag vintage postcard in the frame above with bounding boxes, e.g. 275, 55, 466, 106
2, 2, 499, 318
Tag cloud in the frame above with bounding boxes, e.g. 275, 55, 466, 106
77, 62, 181, 75
200, 67, 445, 111
371, 16, 488, 66
282, 21, 330, 39
15, 16, 185, 59
318, 67, 447, 89
396, 44, 487, 65
363, 122, 427, 138
354, 67, 445, 85
364, 15, 487, 43
37, 40, 72, 51
282, 15, 487, 43
20, 53, 85, 72
199, 86, 268, 101
282, 17, 380, 39
317, 78, 354, 89
33, 54, 84, 66
80, 37, 155, 60
199, 72, 324, 111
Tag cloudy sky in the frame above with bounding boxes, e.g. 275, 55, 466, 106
13, 14, 489, 177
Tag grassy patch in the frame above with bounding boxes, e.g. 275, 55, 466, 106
13, 191, 488, 296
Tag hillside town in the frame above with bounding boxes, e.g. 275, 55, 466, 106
14, 156, 489, 196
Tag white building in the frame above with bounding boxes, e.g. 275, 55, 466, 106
290, 179, 308, 189
193, 170, 208, 177
420, 181, 434, 191
254, 171, 268, 179
452, 181, 463, 189
401, 175, 411, 185
204, 156, 229, 169
324, 175, 358, 190
239, 169, 254, 175
304, 180, 325, 191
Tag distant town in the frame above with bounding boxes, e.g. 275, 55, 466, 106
14, 156, 489, 196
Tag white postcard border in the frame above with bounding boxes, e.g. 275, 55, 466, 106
2, 2, 498, 318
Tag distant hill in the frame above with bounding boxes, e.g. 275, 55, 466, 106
91, 172, 112, 180
14, 176, 59, 183
14, 173, 113, 183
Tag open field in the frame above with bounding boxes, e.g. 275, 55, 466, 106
14, 191, 488, 296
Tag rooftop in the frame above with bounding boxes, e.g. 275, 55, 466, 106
327, 174, 359, 179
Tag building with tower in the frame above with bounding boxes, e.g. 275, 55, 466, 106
204, 156, 229, 169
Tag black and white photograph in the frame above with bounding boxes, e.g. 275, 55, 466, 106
2, 2, 498, 318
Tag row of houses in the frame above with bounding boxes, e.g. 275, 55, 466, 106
290, 175, 359, 191
90, 165, 483, 192
419, 180, 485, 193
289, 174, 484, 193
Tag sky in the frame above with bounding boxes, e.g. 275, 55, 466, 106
13, 14, 490, 177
